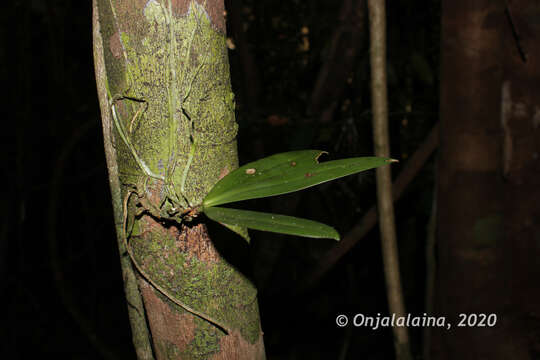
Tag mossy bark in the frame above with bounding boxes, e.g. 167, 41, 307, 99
93, 0, 265, 358
93, 2, 154, 358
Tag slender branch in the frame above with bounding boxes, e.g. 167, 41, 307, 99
504, 0, 527, 63
367, 1, 412, 359
92, 2, 154, 359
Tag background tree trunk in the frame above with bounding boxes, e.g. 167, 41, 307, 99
93, 0, 265, 358
433, 1, 514, 359
434, 0, 505, 358
500, 0, 540, 357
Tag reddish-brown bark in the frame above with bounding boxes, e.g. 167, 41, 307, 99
432, 0, 540, 358
432, 1, 507, 359
500, 0, 540, 356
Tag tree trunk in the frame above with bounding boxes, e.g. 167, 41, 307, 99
500, 0, 540, 357
434, 1, 540, 358
433, 1, 507, 359
93, 0, 265, 358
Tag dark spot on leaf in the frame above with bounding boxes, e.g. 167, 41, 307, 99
305, 172, 314, 177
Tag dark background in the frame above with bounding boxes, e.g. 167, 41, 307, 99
4, 0, 475, 359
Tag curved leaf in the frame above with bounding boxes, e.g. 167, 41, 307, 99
203, 150, 394, 207
204, 206, 340, 241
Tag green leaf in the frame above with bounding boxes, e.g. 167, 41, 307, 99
203, 150, 394, 208
204, 206, 340, 241
219, 223, 251, 243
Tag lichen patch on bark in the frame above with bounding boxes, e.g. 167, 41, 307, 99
131, 213, 261, 346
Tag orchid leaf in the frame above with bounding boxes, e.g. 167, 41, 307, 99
203, 150, 394, 208
204, 206, 340, 241
219, 222, 250, 243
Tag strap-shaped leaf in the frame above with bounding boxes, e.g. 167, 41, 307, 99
204, 206, 340, 241
203, 150, 393, 208
219, 222, 250, 243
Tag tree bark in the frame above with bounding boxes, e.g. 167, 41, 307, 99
93, 2, 154, 358
432, 1, 507, 359
433, 1, 540, 359
500, 0, 540, 357
93, 0, 265, 358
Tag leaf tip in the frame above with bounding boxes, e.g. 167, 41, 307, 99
328, 227, 340, 241
387, 158, 399, 163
